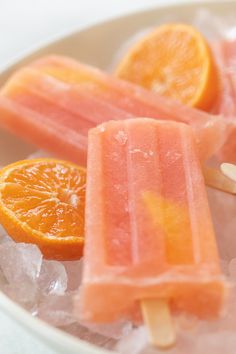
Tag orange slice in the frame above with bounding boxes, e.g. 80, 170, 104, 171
115, 23, 218, 110
0, 158, 86, 260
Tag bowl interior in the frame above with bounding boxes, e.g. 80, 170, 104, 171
0, 1, 235, 354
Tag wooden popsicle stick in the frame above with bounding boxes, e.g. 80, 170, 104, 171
203, 166, 236, 194
141, 299, 176, 349
220, 163, 236, 182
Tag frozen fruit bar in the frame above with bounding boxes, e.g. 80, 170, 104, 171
32, 55, 225, 161
0, 57, 226, 163
0, 68, 131, 165
78, 118, 227, 324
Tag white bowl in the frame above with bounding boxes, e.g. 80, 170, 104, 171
0, 1, 235, 353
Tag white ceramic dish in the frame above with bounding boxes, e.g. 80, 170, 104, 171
0, 1, 235, 354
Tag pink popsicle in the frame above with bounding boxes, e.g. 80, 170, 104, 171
31, 55, 226, 161
78, 118, 227, 324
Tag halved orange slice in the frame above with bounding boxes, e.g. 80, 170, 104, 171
115, 23, 218, 111
0, 158, 86, 260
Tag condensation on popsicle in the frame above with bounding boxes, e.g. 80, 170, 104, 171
77, 118, 227, 325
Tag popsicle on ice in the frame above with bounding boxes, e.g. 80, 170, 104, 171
31, 55, 226, 161
78, 119, 227, 334
0, 58, 225, 165
0, 68, 131, 165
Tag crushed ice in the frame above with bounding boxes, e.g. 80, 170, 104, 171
1, 9, 236, 354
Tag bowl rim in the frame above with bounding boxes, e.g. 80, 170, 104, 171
0, 0, 232, 77
0, 1, 235, 353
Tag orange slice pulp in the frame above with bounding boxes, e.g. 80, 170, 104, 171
0, 158, 86, 260
115, 23, 218, 111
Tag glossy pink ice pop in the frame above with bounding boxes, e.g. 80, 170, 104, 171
78, 118, 227, 324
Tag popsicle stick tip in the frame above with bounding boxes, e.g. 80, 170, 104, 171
141, 299, 176, 349
203, 166, 236, 195
220, 163, 236, 182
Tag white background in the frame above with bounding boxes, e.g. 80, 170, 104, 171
0, 1, 210, 353
0, 0, 188, 70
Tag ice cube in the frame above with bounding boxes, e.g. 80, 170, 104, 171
191, 331, 236, 354
0, 242, 42, 306
193, 8, 236, 41
37, 293, 76, 327
81, 320, 132, 340
62, 259, 83, 291
0, 242, 42, 282
37, 260, 67, 295
115, 326, 148, 354
63, 323, 116, 350
193, 9, 229, 39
